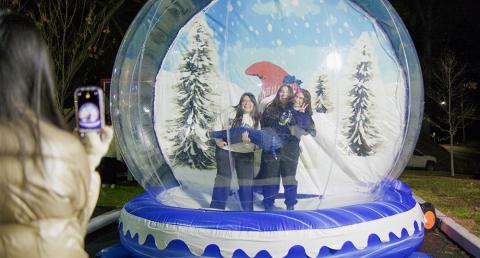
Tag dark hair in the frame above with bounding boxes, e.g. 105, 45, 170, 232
265, 84, 294, 117
298, 88, 313, 116
232, 92, 261, 128
0, 12, 65, 127
0, 13, 65, 169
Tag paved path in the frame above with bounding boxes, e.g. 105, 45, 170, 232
420, 228, 472, 258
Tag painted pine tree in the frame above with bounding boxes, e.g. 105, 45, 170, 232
169, 16, 217, 169
314, 73, 330, 113
345, 34, 378, 156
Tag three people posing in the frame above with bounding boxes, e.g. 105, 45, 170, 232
210, 85, 315, 211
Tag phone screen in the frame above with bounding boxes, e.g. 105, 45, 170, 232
75, 87, 104, 131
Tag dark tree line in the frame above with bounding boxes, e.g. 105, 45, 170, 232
389, 0, 480, 142
1, 0, 146, 109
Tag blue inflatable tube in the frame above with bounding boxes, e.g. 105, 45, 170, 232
113, 180, 424, 257
210, 127, 282, 152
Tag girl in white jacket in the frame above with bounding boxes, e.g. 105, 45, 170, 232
210, 93, 261, 211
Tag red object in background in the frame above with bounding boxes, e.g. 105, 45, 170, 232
100, 78, 112, 125
100, 78, 111, 96
245, 61, 289, 102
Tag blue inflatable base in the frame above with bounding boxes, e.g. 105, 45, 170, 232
97, 230, 428, 258
117, 223, 423, 258
98, 179, 426, 257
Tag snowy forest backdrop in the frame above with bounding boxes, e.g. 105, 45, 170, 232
153, 0, 408, 208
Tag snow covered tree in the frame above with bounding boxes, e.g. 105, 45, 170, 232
168, 16, 218, 169
344, 35, 378, 156
314, 72, 331, 113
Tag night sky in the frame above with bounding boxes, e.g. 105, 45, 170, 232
93, 0, 480, 140
389, 0, 480, 82
388, 0, 480, 140
97, 1, 480, 78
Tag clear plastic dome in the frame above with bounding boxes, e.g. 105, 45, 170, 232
111, 0, 423, 211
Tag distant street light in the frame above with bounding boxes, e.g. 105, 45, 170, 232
440, 101, 446, 105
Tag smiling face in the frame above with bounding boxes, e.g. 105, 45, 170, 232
294, 92, 305, 107
241, 95, 254, 114
278, 86, 291, 104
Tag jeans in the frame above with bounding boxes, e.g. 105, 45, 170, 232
210, 147, 254, 211
259, 140, 300, 209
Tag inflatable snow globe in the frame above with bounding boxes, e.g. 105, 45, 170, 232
108, 0, 426, 257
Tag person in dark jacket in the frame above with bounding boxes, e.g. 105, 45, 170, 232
290, 88, 316, 139
258, 84, 315, 211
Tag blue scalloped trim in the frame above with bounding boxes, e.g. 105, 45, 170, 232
118, 221, 424, 257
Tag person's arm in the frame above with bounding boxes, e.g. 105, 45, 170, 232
211, 113, 262, 146
212, 110, 228, 147
79, 127, 113, 226
291, 111, 316, 137
241, 131, 251, 144
306, 115, 316, 137
82, 127, 114, 173
78, 166, 100, 228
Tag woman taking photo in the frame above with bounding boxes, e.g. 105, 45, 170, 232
0, 13, 112, 257
210, 92, 261, 211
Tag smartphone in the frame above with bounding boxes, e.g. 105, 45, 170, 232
74, 86, 105, 132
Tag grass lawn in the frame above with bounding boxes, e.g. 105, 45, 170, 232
96, 183, 144, 208
401, 169, 480, 238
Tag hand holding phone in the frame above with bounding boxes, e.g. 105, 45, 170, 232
82, 126, 114, 172
74, 86, 105, 133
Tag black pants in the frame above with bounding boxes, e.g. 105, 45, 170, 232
259, 140, 300, 209
210, 147, 255, 211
